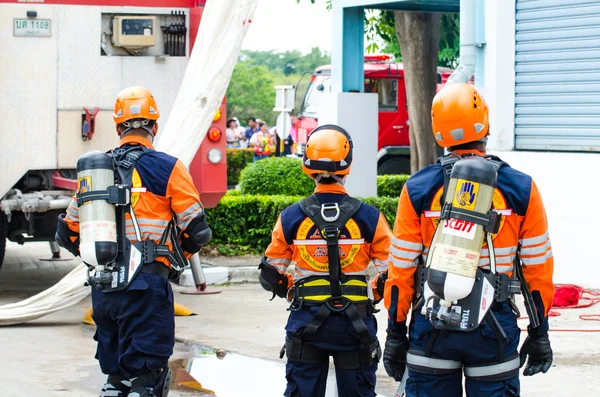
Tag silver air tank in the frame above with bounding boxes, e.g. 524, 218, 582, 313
76, 151, 118, 268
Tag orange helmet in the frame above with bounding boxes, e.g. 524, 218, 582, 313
431, 83, 489, 148
302, 124, 353, 178
113, 86, 160, 136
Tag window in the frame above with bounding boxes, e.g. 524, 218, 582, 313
364, 78, 397, 112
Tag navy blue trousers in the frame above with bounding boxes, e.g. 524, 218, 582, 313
91, 272, 175, 383
284, 305, 378, 397
406, 303, 521, 397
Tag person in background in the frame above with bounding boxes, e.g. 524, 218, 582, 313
226, 119, 242, 148
273, 127, 295, 157
290, 115, 298, 142
233, 117, 247, 148
250, 122, 272, 161
244, 117, 259, 143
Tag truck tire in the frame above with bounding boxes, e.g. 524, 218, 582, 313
0, 212, 7, 270
378, 157, 411, 175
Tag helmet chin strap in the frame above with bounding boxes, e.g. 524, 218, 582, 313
120, 119, 155, 136
314, 174, 346, 185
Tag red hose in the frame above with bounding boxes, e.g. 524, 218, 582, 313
518, 284, 600, 332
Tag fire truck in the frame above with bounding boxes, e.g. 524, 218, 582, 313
295, 55, 454, 175
0, 0, 227, 269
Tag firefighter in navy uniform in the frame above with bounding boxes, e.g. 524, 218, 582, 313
383, 83, 555, 397
259, 125, 392, 397
56, 87, 211, 397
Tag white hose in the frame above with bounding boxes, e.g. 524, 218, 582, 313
0, 263, 90, 326
0, 0, 259, 326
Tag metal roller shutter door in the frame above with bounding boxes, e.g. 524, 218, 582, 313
515, 0, 600, 151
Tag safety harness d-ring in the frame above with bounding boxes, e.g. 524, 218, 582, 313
321, 203, 340, 222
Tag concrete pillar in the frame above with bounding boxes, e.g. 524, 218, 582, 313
318, 93, 378, 197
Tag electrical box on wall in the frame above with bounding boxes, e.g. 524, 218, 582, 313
111, 16, 157, 50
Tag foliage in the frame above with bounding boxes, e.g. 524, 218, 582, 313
377, 174, 409, 198
239, 47, 331, 76
227, 48, 330, 125
239, 157, 315, 196
365, 11, 460, 68
204, 194, 398, 255
226, 60, 275, 127
226, 148, 254, 186
204, 194, 303, 255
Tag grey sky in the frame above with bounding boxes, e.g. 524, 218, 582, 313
242, 0, 333, 54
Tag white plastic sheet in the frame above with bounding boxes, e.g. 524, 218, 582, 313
156, 0, 260, 167
0, 0, 259, 325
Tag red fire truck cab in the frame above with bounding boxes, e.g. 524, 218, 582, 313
296, 55, 453, 175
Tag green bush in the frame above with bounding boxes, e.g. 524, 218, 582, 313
377, 174, 409, 198
226, 148, 254, 186
204, 194, 398, 255
239, 157, 315, 196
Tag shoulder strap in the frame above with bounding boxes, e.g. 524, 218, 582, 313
109, 146, 151, 186
298, 195, 362, 298
437, 155, 460, 206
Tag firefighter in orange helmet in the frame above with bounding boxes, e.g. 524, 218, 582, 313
259, 125, 392, 396
56, 87, 211, 397
382, 83, 554, 397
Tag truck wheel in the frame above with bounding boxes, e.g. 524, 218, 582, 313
0, 212, 7, 270
378, 157, 411, 175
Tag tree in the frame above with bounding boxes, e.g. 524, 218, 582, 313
299, 1, 456, 172
226, 60, 275, 124
395, 12, 444, 172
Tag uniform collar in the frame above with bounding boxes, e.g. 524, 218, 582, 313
314, 184, 348, 195
119, 135, 154, 149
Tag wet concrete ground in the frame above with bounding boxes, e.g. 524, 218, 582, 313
1, 242, 600, 396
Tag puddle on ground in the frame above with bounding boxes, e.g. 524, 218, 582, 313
170, 351, 338, 396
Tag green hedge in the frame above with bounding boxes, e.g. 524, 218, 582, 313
204, 194, 399, 255
377, 174, 409, 198
237, 155, 408, 197
226, 148, 254, 186
239, 157, 315, 196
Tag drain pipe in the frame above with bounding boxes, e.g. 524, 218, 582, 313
447, 0, 476, 85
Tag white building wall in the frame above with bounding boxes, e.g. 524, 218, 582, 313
483, 0, 600, 287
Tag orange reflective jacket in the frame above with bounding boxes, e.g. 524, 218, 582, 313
384, 153, 555, 330
264, 184, 392, 299
64, 136, 204, 268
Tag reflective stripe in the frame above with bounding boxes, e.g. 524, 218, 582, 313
478, 255, 515, 266
126, 218, 170, 227
130, 187, 147, 193
391, 237, 422, 251
390, 245, 421, 262
177, 202, 202, 220
179, 209, 203, 230
480, 264, 514, 273
407, 353, 462, 370
126, 225, 165, 235
520, 232, 549, 247
481, 246, 517, 257
65, 210, 79, 221
293, 238, 365, 246
521, 240, 550, 256
464, 357, 520, 378
268, 257, 291, 265
522, 250, 553, 265
389, 254, 418, 269
293, 268, 369, 280
424, 210, 441, 218
373, 258, 388, 270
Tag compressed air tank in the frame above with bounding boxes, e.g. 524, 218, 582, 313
427, 156, 497, 306
76, 151, 118, 267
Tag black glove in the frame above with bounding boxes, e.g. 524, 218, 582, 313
519, 334, 553, 376
383, 328, 409, 382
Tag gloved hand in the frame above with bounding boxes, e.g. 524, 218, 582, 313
383, 328, 409, 382
519, 334, 553, 376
